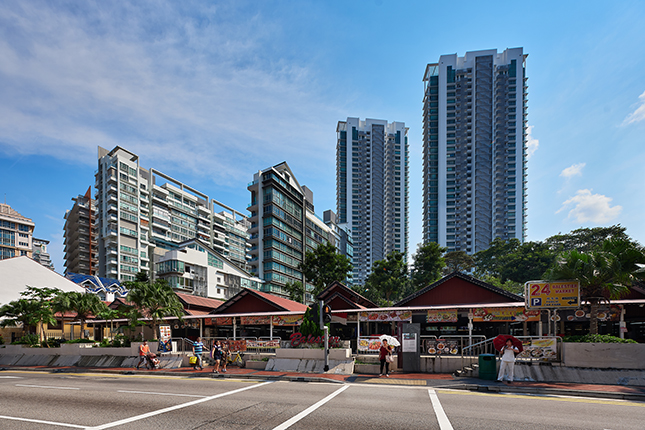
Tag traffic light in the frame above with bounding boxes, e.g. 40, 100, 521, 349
322, 304, 332, 324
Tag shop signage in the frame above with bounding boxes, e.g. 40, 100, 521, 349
426, 309, 458, 323
241, 316, 271, 325
158, 325, 172, 352
563, 305, 620, 322
246, 339, 281, 349
425, 338, 460, 355
272, 315, 303, 326
224, 339, 247, 352
358, 338, 382, 352
359, 310, 412, 322
517, 338, 558, 360
214, 317, 233, 325
289, 333, 342, 348
473, 307, 540, 322
525, 280, 580, 309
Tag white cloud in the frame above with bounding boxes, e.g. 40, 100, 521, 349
623, 90, 645, 125
525, 125, 539, 159
560, 162, 586, 178
556, 189, 622, 224
0, 1, 343, 184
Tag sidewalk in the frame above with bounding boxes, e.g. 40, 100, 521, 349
3, 364, 645, 402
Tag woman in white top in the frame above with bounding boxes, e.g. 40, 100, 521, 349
497, 339, 519, 383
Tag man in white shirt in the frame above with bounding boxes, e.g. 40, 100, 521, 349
497, 339, 519, 383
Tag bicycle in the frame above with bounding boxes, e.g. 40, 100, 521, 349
227, 350, 245, 368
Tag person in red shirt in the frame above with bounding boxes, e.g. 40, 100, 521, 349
379, 339, 392, 377
136, 340, 150, 370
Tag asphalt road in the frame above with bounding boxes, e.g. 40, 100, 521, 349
1, 371, 644, 429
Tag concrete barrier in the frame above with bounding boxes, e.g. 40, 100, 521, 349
563, 343, 645, 369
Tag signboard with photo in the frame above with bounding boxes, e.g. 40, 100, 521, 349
241, 316, 271, 325
358, 338, 382, 352
158, 325, 172, 352
246, 339, 281, 349
424, 338, 460, 355
426, 309, 458, 323
517, 338, 558, 360
359, 310, 412, 322
271, 315, 303, 326
473, 307, 540, 322
214, 317, 233, 325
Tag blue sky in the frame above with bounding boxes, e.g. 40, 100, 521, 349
1, 0, 645, 273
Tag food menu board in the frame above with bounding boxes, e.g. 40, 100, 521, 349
473, 307, 540, 322
426, 309, 458, 323
271, 315, 303, 326
358, 338, 382, 352
158, 325, 172, 352
564, 305, 620, 322
425, 338, 460, 355
241, 316, 271, 325
359, 311, 412, 322
214, 317, 233, 325
224, 339, 247, 352
246, 339, 281, 349
517, 338, 557, 360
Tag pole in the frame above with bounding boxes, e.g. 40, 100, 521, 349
323, 325, 329, 372
233, 317, 237, 340
467, 310, 473, 348
270, 318, 274, 340
619, 305, 626, 339
538, 311, 543, 337
319, 300, 324, 331
199, 318, 203, 339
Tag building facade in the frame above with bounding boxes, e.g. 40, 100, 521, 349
156, 238, 262, 300
422, 48, 528, 253
247, 162, 334, 300
63, 187, 98, 275
0, 203, 34, 260
336, 118, 409, 285
32, 238, 54, 270
323, 209, 353, 285
94, 146, 250, 282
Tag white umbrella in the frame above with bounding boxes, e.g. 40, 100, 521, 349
379, 334, 400, 347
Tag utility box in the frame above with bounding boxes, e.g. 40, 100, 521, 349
478, 354, 497, 380
401, 323, 420, 373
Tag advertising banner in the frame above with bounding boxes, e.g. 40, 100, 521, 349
426, 309, 458, 323
224, 339, 247, 352
246, 339, 281, 349
271, 315, 303, 326
214, 317, 233, 325
158, 325, 172, 352
241, 316, 271, 325
525, 280, 580, 309
563, 305, 620, 322
473, 307, 540, 322
358, 338, 382, 352
517, 338, 558, 359
359, 310, 412, 322
425, 338, 460, 355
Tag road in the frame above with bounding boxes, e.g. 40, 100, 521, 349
0, 371, 644, 429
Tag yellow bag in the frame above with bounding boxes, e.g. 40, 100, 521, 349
189, 356, 198, 365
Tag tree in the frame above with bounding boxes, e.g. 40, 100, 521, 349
301, 241, 353, 298
299, 306, 323, 337
543, 238, 645, 334
474, 238, 556, 284
443, 251, 475, 274
51, 291, 72, 340
284, 281, 305, 304
364, 251, 409, 306
96, 307, 122, 340
410, 242, 446, 290
545, 225, 633, 253
126, 277, 184, 339
0, 286, 61, 344
65, 292, 109, 339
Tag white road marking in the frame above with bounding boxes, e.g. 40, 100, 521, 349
86, 381, 273, 430
0, 415, 85, 428
0, 376, 22, 378
117, 390, 207, 398
429, 389, 454, 430
272, 385, 350, 430
16, 384, 80, 390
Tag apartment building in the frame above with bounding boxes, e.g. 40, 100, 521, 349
323, 209, 353, 285
63, 187, 98, 275
247, 162, 334, 300
422, 48, 528, 253
336, 118, 409, 285
94, 146, 250, 282
32, 238, 54, 270
0, 203, 34, 260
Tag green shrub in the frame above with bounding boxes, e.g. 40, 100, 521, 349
63, 338, 95, 344
0, 334, 4, 345
41, 337, 65, 348
563, 334, 638, 344
12, 334, 39, 346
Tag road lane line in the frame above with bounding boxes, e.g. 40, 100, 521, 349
87, 381, 273, 430
435, 389, 645, 407
16, 384, 80, 390
428, 389, 454, 430
0, 415, 85, 428
117, 390, 207, 398
272, 385, 350, 430
0, 376, 22, 378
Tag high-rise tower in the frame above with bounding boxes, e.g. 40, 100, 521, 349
336, 118, 409, 285
422, 48, 527, 253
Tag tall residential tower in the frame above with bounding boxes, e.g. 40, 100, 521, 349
422, 48, 527, 253
336, 118, 409, 285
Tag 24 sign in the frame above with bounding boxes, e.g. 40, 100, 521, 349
525, 280, 580, 309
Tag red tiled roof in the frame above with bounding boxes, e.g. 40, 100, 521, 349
176, 292, 224, 310
253, 290, 308, 313
185, 309, 211, 316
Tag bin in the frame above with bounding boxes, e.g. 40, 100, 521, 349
478, 354, 497, 380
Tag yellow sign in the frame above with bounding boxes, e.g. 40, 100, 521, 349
525, 280, 580, 309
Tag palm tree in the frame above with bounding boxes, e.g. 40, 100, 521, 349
52, 292, 72, 340
126, 278, 184, 339
0, 286, 60, 345
96, 307, 121, 341
65, 292, 109, 339
544, 239, 644, 334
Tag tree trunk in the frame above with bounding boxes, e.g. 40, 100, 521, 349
80, 319, 85, 339
589, 300, 599, 335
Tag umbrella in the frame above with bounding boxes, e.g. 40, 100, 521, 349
379, 334, 400, 347
493, 335, 523, 353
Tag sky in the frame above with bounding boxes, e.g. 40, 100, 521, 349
1, 0, 645, 274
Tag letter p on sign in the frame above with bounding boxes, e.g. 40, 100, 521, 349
531, 298, 542, 307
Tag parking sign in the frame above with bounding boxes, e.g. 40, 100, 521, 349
525, 280, 580, 309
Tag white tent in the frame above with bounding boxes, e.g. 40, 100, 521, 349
0, 256, 85, 306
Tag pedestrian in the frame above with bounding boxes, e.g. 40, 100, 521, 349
220, 343, 229, 373
498, 338, 519, 384
379, 339, 392, 377
211, 340, 222, 373
136, 340, 150, 370
192, 337, 204, 370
